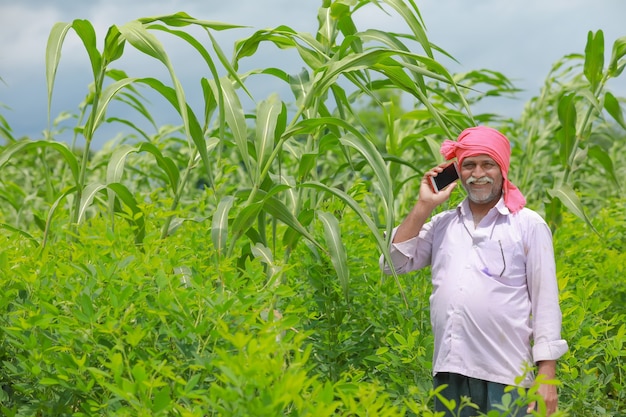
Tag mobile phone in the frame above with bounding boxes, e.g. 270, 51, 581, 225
429, 161, 460, 192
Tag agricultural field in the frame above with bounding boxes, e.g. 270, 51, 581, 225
1, 2, 625, 416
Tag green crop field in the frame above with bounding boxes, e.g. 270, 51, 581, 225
1, 1, 625, 416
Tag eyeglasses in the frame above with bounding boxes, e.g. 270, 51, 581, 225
498, 240, 506, 278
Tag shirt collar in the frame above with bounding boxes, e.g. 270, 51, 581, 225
456, 195, 510, 218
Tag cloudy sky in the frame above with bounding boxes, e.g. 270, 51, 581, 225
1, 0, 625, 148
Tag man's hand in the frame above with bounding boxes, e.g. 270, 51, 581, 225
393, 162, 458, 243
527, 360, 558, 415
418, 162, 458, 208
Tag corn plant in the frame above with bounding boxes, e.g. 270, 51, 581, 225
0, 0, 497, 299
509, 30, 626, 230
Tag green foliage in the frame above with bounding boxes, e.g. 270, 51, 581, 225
509, 31, 626, 230
3, 198, 624, 415
0, 0, 625, 415
554, 201, 626, 416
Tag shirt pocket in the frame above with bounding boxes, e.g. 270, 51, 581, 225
476, 240, 526, 287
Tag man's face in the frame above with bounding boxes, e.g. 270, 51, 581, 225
460, 154, 503, 206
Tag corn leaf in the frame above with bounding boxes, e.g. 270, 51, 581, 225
301, 181, 407, 306
318, 211, 350, 301
255, 94, 285, 179
212, 196, 234, 256
556, 93, 577, 169
45, 22, 73, 125
71, 19, 102, 81
216, 77, 251, 176
608, 35, 626, 77
548, 184, 597, 234
604, 91, 626, 129
583, 30, 604, 90
0, 140, 80, 185
107, 182, 145, 245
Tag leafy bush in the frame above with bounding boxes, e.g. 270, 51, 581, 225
1, 1, 625, 415
555, 200, 626, 416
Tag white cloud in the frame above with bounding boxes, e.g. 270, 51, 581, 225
0, 4, 76, 72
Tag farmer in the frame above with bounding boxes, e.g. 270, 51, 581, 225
380, 126, 567, 416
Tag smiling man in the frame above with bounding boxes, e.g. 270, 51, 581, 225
380, 126, 568, 416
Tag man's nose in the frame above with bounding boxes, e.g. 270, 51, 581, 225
472, 165, 485, 177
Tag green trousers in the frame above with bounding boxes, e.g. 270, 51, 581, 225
433, 372, 526, 417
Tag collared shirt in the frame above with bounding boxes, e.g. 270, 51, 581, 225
380, 197, 568, 387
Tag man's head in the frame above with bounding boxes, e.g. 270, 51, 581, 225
460, 154, 503, 206
440, 126, 526, 213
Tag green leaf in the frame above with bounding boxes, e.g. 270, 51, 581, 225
382, 0, 432, 57
43, 186, 77, 248
298, 152, 318, 180
583, 30, 604, 90
77, 183, 107, 224
301, 181, 407, 306
103, 25, 126, 64
71, 19, 102, 81
556, 93, 577, 168
588, 145, 620, 191
136, 143, 180, 192
119, 20, 169, 64
136, 77, 211, 181
604, 91, 626, 129
0, 140, 80, 185
119, 21, 198, 174
289, 68, 312, 108
152, 386, 171, 413
251, 242, 274, 266
217, 77, 251, 175
233, 28, 297, 65
145, 24, 226, 114
91, 78, 138, 135
608, 35, 626, 77
318, 211, 350, 301
262, 195, 323, 252
548, 184, 597, 234
46, 22, 73, 124
212, 196, 234, 256
138, 11, 244, 30
255, 94, 285, 179
287, 116, 394, 229
231, 201, 263, 243
282, 209, 315, 250
0, 223, 39, 247
107, 142, 179, 193
108, 182, 146, 245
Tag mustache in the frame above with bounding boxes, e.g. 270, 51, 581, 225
466, 176, 494, 185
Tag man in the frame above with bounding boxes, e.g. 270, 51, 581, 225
380, 126, 567, 416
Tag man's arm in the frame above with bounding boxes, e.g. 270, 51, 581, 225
525, 218, 568, 416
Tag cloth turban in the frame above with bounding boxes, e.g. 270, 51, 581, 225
440, 126, 526, 213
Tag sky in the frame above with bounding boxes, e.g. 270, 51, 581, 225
1, 0, 625, 149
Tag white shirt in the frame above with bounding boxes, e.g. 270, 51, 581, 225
380, 198, 568, 387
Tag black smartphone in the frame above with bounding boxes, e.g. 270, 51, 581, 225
429, 161, 460, 192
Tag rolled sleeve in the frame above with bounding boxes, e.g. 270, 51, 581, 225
532, 339, 569, 362
379, 227, 417, 274
379, 226, 431, 275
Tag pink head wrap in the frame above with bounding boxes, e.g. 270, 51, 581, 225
440, 126, 526, 213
